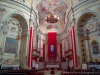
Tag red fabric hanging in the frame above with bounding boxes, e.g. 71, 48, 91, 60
70, 26, 78, 67
28, 26, 33, 68
48, 32, 57, 60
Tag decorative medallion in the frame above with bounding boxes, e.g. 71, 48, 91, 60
88, 24, 94, 30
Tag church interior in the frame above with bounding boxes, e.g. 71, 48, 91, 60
0, 0, 100, 75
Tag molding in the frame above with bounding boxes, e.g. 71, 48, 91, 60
57, 0, 100, 41
0, 0, 37, 21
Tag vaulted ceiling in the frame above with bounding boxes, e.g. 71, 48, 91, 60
37, 0, 67, 34
27, 0, 68, 34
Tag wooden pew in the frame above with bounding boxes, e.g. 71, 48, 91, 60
0, 73, 26, 75
0, 69, 41, 75
0, 69, 31, 75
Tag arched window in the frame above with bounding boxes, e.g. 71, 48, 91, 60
91, 40, 99, 54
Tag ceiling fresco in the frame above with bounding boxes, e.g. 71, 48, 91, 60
37, 0, 67, 34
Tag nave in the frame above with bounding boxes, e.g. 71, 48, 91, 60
0, 0, 100, 75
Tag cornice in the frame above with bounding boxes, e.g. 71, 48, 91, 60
0, 0, 37, 21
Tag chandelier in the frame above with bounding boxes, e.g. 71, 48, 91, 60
45, 13, 59, 23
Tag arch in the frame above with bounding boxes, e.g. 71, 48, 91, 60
0, 12, 29, 68
76, 9, 100, 27
76, 12, 98, 63
1, 12, 28, 29
12, 14, 28, 68
77, 13, 96, 29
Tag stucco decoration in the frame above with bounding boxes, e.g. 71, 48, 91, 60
6, 18, 20, 32
85, 16, 99, 32
1, 18, 22, 40
0, 7, 5, 15
83, 16, 100, 37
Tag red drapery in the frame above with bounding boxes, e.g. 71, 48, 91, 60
60, 43, 62, 61
70, 28, 74, 67
48, 32, 57, 60
28, 26, 33, 68
43, 44, 45, 61
70, 26, 78, 67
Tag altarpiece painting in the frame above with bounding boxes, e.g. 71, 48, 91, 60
4, 37, 18, 54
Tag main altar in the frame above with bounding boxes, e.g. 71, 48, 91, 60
45, 58, 60, 68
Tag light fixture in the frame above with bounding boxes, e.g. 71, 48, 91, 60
45, 13, 59, 23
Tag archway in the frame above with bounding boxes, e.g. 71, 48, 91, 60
77, 13, 100, 64
0, 13, 28, 68
12, 14, 28, 68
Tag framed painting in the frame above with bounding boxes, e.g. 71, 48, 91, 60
51, 45, 54, 52
4, 37, 18, 54
91, 40, 99, 55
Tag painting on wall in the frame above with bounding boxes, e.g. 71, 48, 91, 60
46, 25, 59, 29
51, 45, 54, 52
4, 37, 18, 54
91, 40, 99, 54
46, 25, 55, 29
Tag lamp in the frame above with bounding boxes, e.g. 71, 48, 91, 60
45, 13, 59, 23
